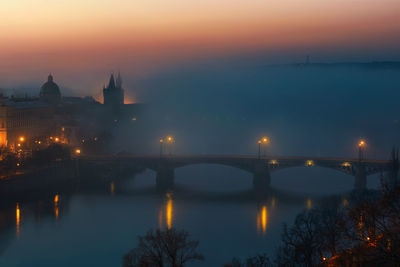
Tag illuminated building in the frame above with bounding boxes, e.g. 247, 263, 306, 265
0, 73, 144, 153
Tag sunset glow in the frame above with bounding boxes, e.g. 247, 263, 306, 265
1, 0, 399, 84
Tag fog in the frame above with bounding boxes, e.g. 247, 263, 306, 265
111, 60, 400, 160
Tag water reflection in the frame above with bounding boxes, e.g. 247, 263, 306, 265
158, 192, 174, 229
271, 197, 276, 208
307, 197, 312, 209
110, 181, 115, 196
54, 194, 60, 221
16, 203, 20, 237
257, 205, 268, 235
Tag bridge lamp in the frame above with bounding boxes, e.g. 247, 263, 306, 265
166, 136, 174, 156
269, 160, 278, 167
342, 162, 351, 167
260, 137, 269, 157
306, 160, 314, 167
358, 140, 366, 161
159, 139, 164, 157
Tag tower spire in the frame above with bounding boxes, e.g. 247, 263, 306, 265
116, 71, 122, 89
108, 74, 115, 89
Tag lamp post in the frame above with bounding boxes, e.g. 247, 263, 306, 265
159, 138, 164, 158
166, 136, 174, 156
261, 137, 269, 157
258, 140, 262, 159
358, 140, 366, 161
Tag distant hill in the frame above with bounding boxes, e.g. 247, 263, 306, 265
267, 61, 400, 70
297, 61, 400, 70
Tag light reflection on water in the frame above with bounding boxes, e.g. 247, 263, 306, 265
256, 205, 268, 235
1, 184, 351, 266
15, 203, 20, 238
158, 192, 174, 229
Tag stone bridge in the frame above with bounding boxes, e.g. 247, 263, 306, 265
76, 155, 396, 192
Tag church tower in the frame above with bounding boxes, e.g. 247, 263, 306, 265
103, 73, 124, 106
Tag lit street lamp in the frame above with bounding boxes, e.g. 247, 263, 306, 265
166, 136, 174, 156
358, 140, 366, 161
159, 138, 164, 158
258, 140, 262, 159
261, 137, 269, 157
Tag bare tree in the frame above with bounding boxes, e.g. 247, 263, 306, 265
224, 253, 273, 267
123, 228, 204, 267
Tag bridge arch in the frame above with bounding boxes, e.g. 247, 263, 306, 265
173, 163, 254, 192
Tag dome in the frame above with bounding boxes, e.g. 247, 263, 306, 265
40, 74, 61, 103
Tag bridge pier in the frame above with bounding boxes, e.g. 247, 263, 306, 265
354, 165, 367, 191
156, 164, 175, 192
253, 161, 271, 195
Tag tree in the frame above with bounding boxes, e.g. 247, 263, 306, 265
224, 253, 273, 267
122, 228, 204, 267
275, 210, 323, 267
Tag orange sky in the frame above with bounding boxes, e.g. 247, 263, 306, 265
0, 0, 399, 93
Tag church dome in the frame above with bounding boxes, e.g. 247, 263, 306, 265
40, 74, 61, 103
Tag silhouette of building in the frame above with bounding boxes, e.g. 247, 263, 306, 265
0, 73, 144, 153
103, 73, 124, 107
40, 74, 61, 104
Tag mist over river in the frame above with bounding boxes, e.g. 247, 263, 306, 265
0, 163, 382, 266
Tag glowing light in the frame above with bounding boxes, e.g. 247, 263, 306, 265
54, 194, 59, 204
55, 137, 60, 142
322, 257, 327, 261
55, 206, 59, 220
61, 127, 65, 131
38, 141, 42, 144
257, 205, 268, 235
359, 140, 366, 147
261, 206, 268, 234
16, 203, 20, 237
269, 160, 278, 165
306, 160, 314, 167
343, 199, 349, 207
307, 198, 312, 209
17, 143, 21, 147
19, 137, 25, 142
166, 194, 173, 229
54, 194, 60, 220
16, 163, 20, 167
75, 148, 81, 155
342, 162, 351, 167
131, 117, 137, 121
167, 136, 173, 143
110, 181, 115, 196
262, 137, 268, 144
160, 139, 163, 143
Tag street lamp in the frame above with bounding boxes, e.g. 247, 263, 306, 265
261, 137, 269, 157
159, 138, 164, 158
358, 140, 366, 161
166, 136, 174, 156
258, 140, 262, 159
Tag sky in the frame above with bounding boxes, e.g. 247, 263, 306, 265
0, 0, 400, 91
